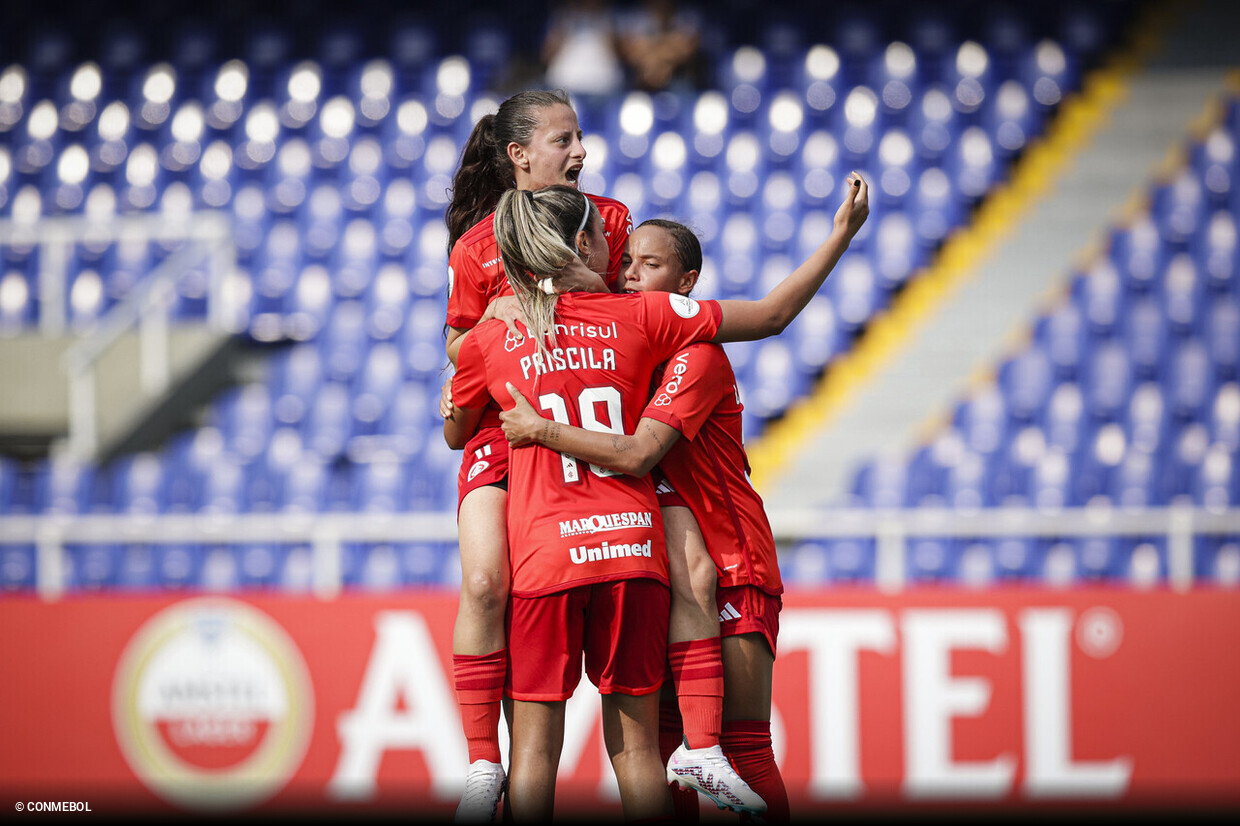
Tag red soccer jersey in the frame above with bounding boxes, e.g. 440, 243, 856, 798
452, 291, 722, 597
445, 193, 633, 330
641, 343, 784, 594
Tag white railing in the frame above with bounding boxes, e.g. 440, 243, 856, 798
0, 213, 238, 461
1, 506, 1236, 600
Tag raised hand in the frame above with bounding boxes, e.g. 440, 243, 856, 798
834, 171, 870, 239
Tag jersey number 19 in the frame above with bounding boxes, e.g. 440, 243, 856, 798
538, 386, 624, 484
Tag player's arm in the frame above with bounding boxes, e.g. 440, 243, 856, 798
500, 382, 681, 477
712, 171, 868, 343
444, 404, 485, 450
444, 335, 490, 448
445, 325, 470, 366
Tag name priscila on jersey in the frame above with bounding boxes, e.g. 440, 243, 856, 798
520, 346, 617, 380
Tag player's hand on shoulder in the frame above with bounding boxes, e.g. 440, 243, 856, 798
482, 295, 528, 338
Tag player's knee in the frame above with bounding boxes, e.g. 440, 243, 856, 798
687, 555, 717, 606
460, 569, 509, 615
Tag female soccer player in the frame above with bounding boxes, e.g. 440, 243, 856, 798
496, 202, 867, 822
442, 89, 632, 821
446, 177, 867, 821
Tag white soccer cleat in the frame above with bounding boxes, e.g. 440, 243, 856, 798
455, 759, 507, 824
666, 742, 767, 814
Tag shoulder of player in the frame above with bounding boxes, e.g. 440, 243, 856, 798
586, 194, 631, 219
455, 213, 498, 249
673, 341, 732, 372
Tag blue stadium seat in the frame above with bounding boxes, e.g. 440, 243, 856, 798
1151, 171, 1206, 249
1210, 382, 1240, 450
107, 451, 166, 514
151, 544, 202, 589
1083, 340, 1133, 423
66, 543, 121, 591
1192, 442, 1237, 509
197, 456, 247, 515
1195, 538, 1240, 587
278, 544, 315, 590
783, 538, 875, 585
319, 299, 369, 382
1000, 343, 1055, 423
344, 542, 403, 590
1123, 538, 1167, 587
200, 544, 240, 590
212, 383, 273, 462
271, 342, 325, 426
906, 536, 958, 583
1196, 209, 1236, 294
1164, 338, 1215, 422
1110, 215, 1164, 295
349, 339, 401, 434
1124, 381, 1171, 457
0, 545, 37, 592
1161, 252, 1206, 336
991, 537, 1040, 581
1206, 295, 1239, 381
280, 455, 332, 513
1121, 295, 1169, 381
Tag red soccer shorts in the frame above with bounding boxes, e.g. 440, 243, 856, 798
653, 471, 687, 509
716, 584, 782, 657
457, 426, 510, 511
506, 578, 670, 701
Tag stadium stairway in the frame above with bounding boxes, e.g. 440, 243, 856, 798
757, 0, 1240, 510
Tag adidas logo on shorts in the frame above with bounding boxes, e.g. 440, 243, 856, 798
718, 602, 742, 623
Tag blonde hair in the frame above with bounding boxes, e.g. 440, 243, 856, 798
493, 185, 600, 357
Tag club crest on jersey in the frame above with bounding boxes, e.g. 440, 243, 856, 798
668, 293, 701, 319
504, 329, 526, 352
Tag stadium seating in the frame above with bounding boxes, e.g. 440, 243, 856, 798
0, 1, 1161, 591
813, 93, 1240, 588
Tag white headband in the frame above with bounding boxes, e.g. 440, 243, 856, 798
576, 196, 591, 239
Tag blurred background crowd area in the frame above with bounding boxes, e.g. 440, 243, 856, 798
1, 0, 1238, 595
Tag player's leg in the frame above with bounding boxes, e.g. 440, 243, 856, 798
664, 505, 725, 748
507, 699, 565, 824
662, 506, 765, 814
602, 690, 675, 821
720, 598, 790, 824
587, 578, 674, 821
452, 483, 510, 822
505, 587, 585, 823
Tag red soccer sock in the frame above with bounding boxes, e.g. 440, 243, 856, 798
659, 693, 699, 822
453, 649, 506, 765
721, 720, 790, 824
668, 638, 723, 750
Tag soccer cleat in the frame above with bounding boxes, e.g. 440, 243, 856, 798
666, 742, 767, 814
455, 759, 507, 824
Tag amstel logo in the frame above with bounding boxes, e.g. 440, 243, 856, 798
111, 598, 314, 810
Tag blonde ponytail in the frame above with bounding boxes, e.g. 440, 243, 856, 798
493, 185, 600, 357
